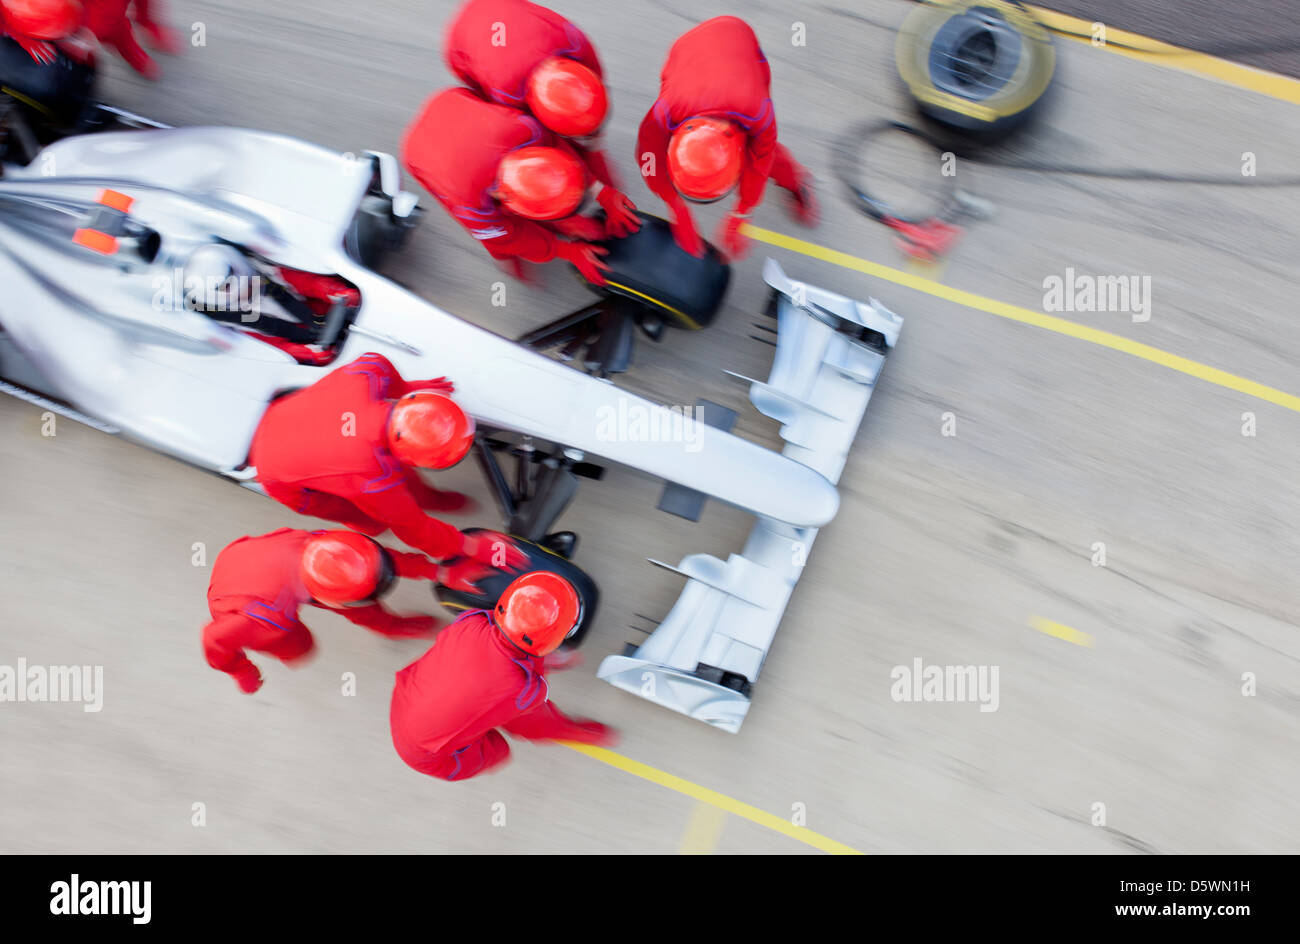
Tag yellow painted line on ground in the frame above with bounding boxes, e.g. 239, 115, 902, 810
1031, 616, 1095, 648
745, 225, 1300, 416
677, 800, 729, 855
563, 742, 864, 855
1024, 5, 1300, 106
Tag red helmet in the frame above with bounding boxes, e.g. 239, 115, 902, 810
300, 531, 391, 606
525, 56, 607, 137
386, 392, 475, 469
667, 117, 745, 202
494, 571, 582, 656
1, 0, 81, 40
495, 146, 587, 221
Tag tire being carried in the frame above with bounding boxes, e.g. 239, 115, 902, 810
895, 0, 1055, 138
590, 212, 731, 331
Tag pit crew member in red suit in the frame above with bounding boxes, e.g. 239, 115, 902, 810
249, 351, 526, 571
443, 0, 639, 239
390, 571, 616, 781
635, 16, 818, 260
402, 87, 613, 283
202, 529, 487, 693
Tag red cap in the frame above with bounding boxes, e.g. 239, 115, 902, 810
387, 392, 474, 469
495, 146, 587, 221
667, 117, 745, 202
494, 572, 581, 656
526, 56, 608, 137
300, 532, 385, 606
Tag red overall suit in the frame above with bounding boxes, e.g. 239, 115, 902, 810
390, 610, 614, 781
402, 87, 605, 278
249, 353, 466, 560
203, 528, 439, 692
636, 16, 810, 257
444, 0, 618, 188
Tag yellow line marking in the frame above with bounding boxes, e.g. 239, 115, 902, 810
744, 225, 1300, 415
1031, 616, 1095, 648
1025, 5, 1300, 105
676, 800, 729, 855
563, 742, 864, 855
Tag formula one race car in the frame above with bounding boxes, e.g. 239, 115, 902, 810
0, 67, 902, 731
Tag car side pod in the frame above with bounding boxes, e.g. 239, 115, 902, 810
596, 259, 902, 732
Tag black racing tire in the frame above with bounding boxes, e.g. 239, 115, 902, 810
345, 194, 419, 269
432, 528, 599, 650
895, 1, 1055, 138
585, 212, 731, 330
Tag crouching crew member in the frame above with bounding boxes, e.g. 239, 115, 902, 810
402, 87, 614, 284
636, 16, 818, 260
390, 571, 616, 781
202, 529, 487, 693
250, 351, 525, 572
443, 0, 639, 239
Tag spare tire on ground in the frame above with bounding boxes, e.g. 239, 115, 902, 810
895, 0, 1056, 138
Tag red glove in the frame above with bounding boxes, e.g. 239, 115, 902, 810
789, 170, 820, 227
567, 720, 618, 747
554, 241, 610, 286
499, 256, 540, 285
669, 215, 705, 258
543, 650, 584, 672
437, 559, 492, 594
551, 215, 607, 242
233, 665, 263, 694
414, 377, 455, 395
137, 21, 183, 55
15, 37, 58, 64
460, 531, 529, 571
597, 188, 641, 238
717, 213, 752, 261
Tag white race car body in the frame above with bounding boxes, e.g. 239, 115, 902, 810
0, 126, 902, 731
0, 128, 838, 527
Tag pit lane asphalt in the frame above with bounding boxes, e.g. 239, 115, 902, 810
2, 0, 1297, 853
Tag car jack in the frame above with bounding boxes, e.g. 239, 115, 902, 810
517, 299, 665, 379
473, 430, 604, 551
517, 296, 664, 377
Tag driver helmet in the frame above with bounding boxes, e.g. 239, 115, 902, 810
183, 244, 257, 313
